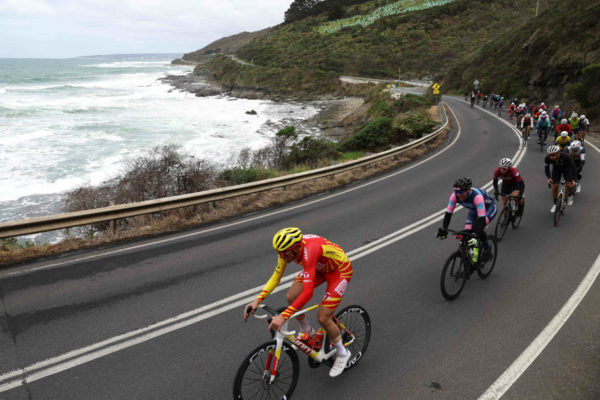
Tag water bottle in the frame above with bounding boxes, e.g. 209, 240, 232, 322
298, 332, 315, 347
314, 329, 325, 350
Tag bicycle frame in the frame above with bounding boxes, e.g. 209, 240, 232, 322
252, 304, 354, 382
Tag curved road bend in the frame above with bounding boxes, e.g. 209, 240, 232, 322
0, 97, 598, 399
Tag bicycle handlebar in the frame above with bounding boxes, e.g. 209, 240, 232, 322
250, 304, 297, 336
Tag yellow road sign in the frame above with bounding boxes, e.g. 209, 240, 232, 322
433, 89, 440, 95
432, 83, 440, 90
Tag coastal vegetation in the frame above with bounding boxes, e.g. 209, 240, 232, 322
192, 0, 599, 117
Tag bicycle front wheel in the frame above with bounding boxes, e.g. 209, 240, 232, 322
511, 199, 524, 229
477, 235, 498, 279
233, 340, 299, 400
324, 305, 371, 371
441, 251, 467, 301
554, 192, 563, 226
494, 207, 510, 240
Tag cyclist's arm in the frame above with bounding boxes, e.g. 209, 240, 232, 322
281, 253, 318, 319
544, 157, 552, 179
442, 193, 457, 229
472, 194, 487, 234
493, 178, 499, 194
256, 257, 287, 302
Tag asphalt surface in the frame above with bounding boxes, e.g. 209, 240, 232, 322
0, 97, 599, 400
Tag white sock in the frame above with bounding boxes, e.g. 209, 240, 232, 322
298, 318, 312, 334
332, 335, 347, 356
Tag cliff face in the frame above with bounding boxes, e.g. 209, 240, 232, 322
182, 28, 272, 62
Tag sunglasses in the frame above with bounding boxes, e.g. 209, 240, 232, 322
278, 248, 298, 257
454, 188, 469, 195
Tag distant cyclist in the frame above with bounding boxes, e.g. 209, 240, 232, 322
243, 227, 353, 377
436, 177, 497, 262
493, 158, 525, 217
520, 112, 534, 140
569, 112, 581, 139
545, 145, 577, 210
555, 130, 571, 150
567, 140, 586, 193
497, 97, 505, 115
471, 91, 476, 108
578, 114, 589, 143
551, 105, 562, 130
536, 112, 551, 144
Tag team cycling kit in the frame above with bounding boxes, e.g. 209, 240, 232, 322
257, 235, 353, 319
493, 167, 525, 195
544, 152, 577, 183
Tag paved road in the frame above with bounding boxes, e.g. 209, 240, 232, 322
0, 98, 599, 399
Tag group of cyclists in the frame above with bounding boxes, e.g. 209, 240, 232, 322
240, 95, 590, 381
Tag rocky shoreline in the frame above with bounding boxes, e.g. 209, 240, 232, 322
160, 73, 366, 142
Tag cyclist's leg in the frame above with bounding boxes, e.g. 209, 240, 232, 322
287, 274, 324, 330
318, 267, 353, 359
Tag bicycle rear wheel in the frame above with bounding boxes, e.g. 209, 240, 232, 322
233, 340, 299, 400
477, 235, 498, 279
323, 305, 371, 371
511, 199, 524, 229
553, 192, 563, 226
494, 207, 510, 240
440, 251, 467, 301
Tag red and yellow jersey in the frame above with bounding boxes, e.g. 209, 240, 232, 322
256, 235, 352, 318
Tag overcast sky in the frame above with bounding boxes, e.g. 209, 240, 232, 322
0, 0, 294, 58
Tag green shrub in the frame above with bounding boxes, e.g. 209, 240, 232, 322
285, 136, 340, 167
393, 110, 437, 139
341, 117, 393, 151
220, 166, 272, 185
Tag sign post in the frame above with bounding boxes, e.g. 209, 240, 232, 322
432, 83, 441, 104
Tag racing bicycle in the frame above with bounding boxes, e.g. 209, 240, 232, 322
234, 303, 371, 399
494, 193, 525, 240
552, 179, 569, 227
439, 229, 498, 301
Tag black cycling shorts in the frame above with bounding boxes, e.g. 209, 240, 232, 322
500, 181, 524, 195
551, 166, 575, 183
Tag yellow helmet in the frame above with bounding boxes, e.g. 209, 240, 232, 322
272, 227, 303, 252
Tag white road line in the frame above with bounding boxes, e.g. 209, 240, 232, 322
478, 252, 600, 400
0, 101, 526, 392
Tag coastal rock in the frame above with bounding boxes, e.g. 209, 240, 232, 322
245, 110, 257, 115
159, 74, 224, 96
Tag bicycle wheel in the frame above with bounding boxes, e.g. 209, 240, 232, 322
511, 199, 524, 229
477, 235, 498, 279
233, 340, 299, 400
494, 207, 510, 240
323, 305, 371, 371
553, 192, 563, 227
440, 251, 467, 301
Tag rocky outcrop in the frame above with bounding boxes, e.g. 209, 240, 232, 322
159, 74, 224, 97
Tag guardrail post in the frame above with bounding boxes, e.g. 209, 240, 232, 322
109, 201, 117, 235
208, 201, 215, 211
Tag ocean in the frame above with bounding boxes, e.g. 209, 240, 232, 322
0, 54, 322, 241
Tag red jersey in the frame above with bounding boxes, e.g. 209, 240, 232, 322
493, 167, 523, 183
556, 123, 572, 134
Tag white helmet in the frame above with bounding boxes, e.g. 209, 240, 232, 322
547, 145, 561, 154
541, 102, 545, 106
561, 118, 568, 125
560, 131, 569, 137
571, 140, 582, 149
499, 158, 512, 168
525, 113, 531, 118
554, 105, 559, 109
580, 114, 586, 119
542, 110, 548, 115
572, 112, 578, 118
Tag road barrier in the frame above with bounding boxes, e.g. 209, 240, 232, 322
0, 104, 448, 239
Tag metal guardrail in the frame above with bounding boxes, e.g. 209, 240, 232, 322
0, 103, 449, 239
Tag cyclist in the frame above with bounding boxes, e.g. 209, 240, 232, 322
545, 145, 577, 210
555, 130, 571, 150
551, 105, 562, 131
483, 94, 488, 108
569, 112, 581, 139
536, 112, 551, 144
476, 90, 482, 105
508, 102, 516, 120
521, 112, 534, 140
470, 91, 476, 108
493, 158, 525, 217
539, 102, 547, 113
243, 227, 353, 377
497, 97, 505, 115
578, 114, 589, 143
567, 140, 586, 193
436, 177, 497, 262
555, 118, 572, 140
